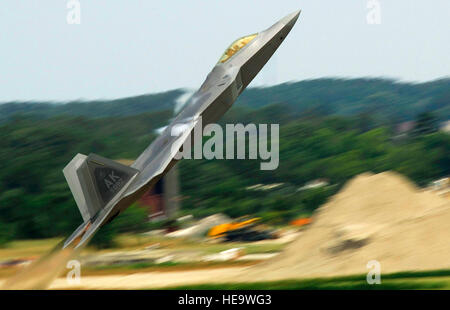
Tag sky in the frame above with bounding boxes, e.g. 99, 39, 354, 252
0, 0, 449, 102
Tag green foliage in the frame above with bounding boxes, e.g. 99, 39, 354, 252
112, 204, 149, 234
0, 220, 15, 247
0, 90, 183, 122
2, 78, 450, 124
89, 223, 117, 249
237, 78, 450, 122
414, 112, 439, 136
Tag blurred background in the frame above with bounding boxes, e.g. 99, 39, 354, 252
0, 1, 449, 289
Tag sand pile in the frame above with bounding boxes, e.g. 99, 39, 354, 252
246, 171, 450, 280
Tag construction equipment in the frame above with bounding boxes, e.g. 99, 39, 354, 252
208, 217, 276, 242
290, 217, 312, 228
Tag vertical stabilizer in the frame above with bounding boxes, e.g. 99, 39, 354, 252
63, 153, 139, 222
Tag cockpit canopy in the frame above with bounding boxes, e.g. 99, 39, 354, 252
218, 34, 257, 63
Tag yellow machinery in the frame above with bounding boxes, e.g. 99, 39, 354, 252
208, 217, 276, 242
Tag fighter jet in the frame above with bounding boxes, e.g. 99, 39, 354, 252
63, 10, 301, 248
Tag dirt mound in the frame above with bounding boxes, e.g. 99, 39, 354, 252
245, 171, 450, 280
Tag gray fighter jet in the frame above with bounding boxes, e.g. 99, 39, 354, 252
63, 10, 301, 248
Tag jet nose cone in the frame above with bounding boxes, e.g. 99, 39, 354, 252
280, 9, 301, 28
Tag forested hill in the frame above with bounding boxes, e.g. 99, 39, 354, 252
237, 78, 450, 122
1, 78, 449, 123
0, 89, 184, 122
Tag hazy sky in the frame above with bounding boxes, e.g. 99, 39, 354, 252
0, 0, 449, 101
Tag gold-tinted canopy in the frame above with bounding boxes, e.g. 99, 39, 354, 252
218, 34, 257, 63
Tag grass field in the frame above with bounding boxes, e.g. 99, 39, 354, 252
2, 236, 450, 290
168, 270, 450, 290
0, 235, 281, 278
